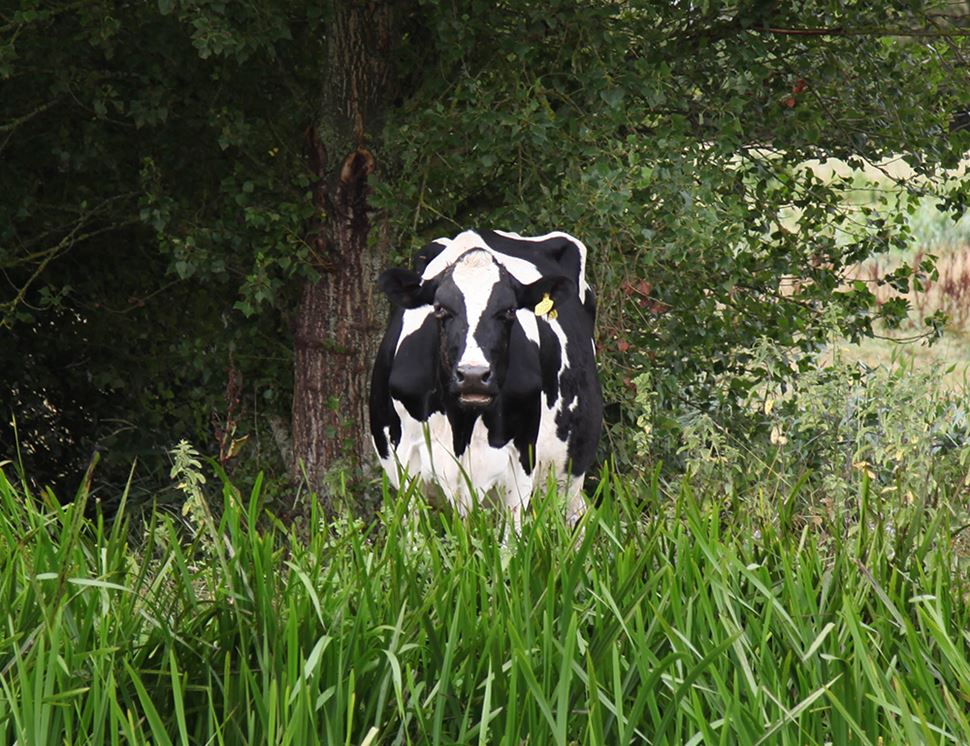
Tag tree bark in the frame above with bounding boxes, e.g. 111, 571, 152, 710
290, 1, 393, 516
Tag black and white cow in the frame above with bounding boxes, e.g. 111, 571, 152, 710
369, 229, 602, 528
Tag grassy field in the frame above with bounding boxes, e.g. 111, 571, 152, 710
2, 451, 969, 744
833, 331, 970, 389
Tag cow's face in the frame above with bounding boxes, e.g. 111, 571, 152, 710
380, 249, 571, 410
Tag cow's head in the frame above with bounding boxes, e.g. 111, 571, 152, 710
379, 249, 572, 410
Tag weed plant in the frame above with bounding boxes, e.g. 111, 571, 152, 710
669, 352, 970, 548
2, 445, 970, 744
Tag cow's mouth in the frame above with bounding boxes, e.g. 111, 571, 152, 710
458, 393, 494, 408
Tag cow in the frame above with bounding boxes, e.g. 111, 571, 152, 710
368, 229, 603, 530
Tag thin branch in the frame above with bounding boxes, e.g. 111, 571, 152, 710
1, 193, 138, 269
82, 278, 184, 315
0, 98, 59, 133
870, 329, 939, 343
757, 25, 970, 38
1, 219, 137, 328
0, 98, 60, 155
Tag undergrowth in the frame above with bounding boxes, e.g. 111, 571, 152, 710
1, 451, 969, 744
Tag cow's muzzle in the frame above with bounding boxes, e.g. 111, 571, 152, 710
454, 364, 495, 408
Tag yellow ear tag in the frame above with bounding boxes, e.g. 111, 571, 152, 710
534, 293, 555, 319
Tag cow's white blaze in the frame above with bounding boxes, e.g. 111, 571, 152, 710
450, 250, 500, 369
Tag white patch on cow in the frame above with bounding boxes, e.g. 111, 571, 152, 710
422, 231, 543, 289
395, 306, 432, 355
421, 232, 482, 280
387, 401, 450, 490
451, 251, 500, 368
386, 398, 534, 528
516, 308, 540, 344
493, 229, 591, 303
532, 315, 572, 490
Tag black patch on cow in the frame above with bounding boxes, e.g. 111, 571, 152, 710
502, 320, 542, 399
499, 389, 542, 474
379, 268, 438, 309
583, 289, 597, 324
368, 307, 405, 458
445, 405, 475, 457
388, 312, 442, 421
486, 324, 543, 473
536, 321, 561, 408
549, 299, 602, 477
411, 240, 449, 274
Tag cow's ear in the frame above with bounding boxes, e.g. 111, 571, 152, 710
379, 269, 437, 308
515, 275, 575, 311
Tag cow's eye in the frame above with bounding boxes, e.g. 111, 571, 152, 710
433, 304, 452, 320
499, 307, 517, 321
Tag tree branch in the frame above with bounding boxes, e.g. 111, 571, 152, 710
0, 98, 60, 155
756, 25, 970, 37
1, 221, 137, 328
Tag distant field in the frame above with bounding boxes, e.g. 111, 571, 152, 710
838, 232, 970, 388
805, 157, 970, 385
800, 154, 969, 184
833, 330, 970, 389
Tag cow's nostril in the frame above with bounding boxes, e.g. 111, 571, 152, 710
481, 370, 491, 384
455, 370, 465, 383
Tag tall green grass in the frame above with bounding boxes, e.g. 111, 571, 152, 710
1, 461, 969, 744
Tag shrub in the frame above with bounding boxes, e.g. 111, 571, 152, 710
636, 339, 970, 551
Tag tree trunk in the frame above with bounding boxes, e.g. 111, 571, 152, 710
290, 1, 393, 516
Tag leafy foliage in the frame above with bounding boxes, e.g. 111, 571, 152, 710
378, 1, 970, 471
662, 342, 970, 553
1, 2, 321, 491
2, 0, 969, 493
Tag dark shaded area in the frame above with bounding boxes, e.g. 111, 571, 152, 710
952, 108, 970, 133
1, 5, 308, 500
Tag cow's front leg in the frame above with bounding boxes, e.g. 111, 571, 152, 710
564, 476, 587, 529
451, 483, 476, 519
503, 473, 533, 535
